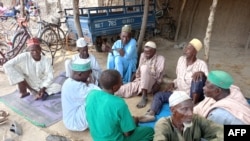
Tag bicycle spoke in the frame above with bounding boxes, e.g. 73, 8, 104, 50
39, 39, 54, 65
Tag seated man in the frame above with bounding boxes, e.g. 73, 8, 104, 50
0, 2, 15, 17
86, 69, 154, 141
3, 38, 61, 100
65, 38, 102, 85
194, 70, 250, 124
61, 58, 100, 131
139, 38, 208, 122
107, 24, 138, 84
115, 41, 165, 108
154, 91, 223, 140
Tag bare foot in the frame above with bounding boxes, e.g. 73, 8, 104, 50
136, 97, 148, 108
138, 115, 155, 123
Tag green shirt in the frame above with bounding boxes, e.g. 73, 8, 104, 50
154, 114, 223, 141
86, 89, 136, 141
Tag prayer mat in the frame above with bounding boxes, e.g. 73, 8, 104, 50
139, 103, 171, 128
0, 90, 62, 128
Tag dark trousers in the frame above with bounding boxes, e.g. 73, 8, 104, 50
151, 76, 206, 114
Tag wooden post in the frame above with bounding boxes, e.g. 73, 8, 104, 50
137, 0, 149, 54
245, 32, 250, 50
73, 0, 83, 38
174, 0, 187, 42
44, 0, 49, 15
204, 0, 218, 64
186, 0, 200, 39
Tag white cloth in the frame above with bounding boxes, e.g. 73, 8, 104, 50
64, 53, 102, 85
173, 56, 208, 95
3, 52, 61, 95
61, 78, 100, 131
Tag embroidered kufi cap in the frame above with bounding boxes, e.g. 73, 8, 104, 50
76, 38, 87, 48
169, 91, 191, 107
207, 70, 234, 89
27, 38, 40, 47
145, 41, 157, 49
71, 58, 91, 72
189, 38, 202, 52
121, 25, 132, 33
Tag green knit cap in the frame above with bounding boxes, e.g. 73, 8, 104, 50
71, 58, 91, 72
207, 70, 234, 89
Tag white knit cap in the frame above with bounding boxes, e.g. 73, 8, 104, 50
76, 38, 87, 48
145, 41, 157, 49
189, 38, 202, 52
169, 91, 191, 107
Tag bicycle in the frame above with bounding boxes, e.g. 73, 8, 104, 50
0, 17, 53, 68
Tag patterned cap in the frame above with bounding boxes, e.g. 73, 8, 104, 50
71, 58, 91, 72
27, 38, 40, 47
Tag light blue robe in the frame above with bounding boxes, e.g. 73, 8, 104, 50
107, 38, 137, 84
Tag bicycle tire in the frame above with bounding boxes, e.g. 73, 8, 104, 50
11, 30, 29, 54
54, 27, 66, 51
38, 38, 54, 65
0, 42, 10, 66
39, 27, 58, 55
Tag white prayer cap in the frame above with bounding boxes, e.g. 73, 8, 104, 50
76, 38, 87, 48
145, 41, 157, 49
169, 91, 191, 107
71, 58, 91, 72
189, 38, 202, 52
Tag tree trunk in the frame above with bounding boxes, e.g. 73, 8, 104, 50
57, 0, 63, 17
204, 0, 218, 64
20, 0, 25, 17
174, 0, 187, 42
73, 0, 83, 38
137, 0, 149, 54
44, 0, 49, 15
186, 0, 200, 39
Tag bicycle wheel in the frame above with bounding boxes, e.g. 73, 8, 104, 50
54, 27, 66, 50
11, 30, 29, 55
38, 38, 54, 65
39, 27, 58, 54
0, 42, 10, 66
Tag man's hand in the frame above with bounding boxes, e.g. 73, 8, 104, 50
164, 82, 175, 92
192, 71, 206, 82
118, 48, 125, 56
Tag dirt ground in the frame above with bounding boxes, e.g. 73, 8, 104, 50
0, 37, 250, 141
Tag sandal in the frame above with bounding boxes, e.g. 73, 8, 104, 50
46, 134, 70, 141
10, 121, 22, 135
0, 110, 9, 118
0, 116, 8, 125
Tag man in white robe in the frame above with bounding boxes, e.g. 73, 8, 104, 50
64, 38, 102, 85
3, 38, 61, 100
62, 58, 100, 131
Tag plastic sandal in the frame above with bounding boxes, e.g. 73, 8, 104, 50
0, 110, 9, 118
0, 116, 8, 125
9, 121, 22, 135
46, 134, 70, 141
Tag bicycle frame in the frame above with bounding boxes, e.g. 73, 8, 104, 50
0, 23, 31, 66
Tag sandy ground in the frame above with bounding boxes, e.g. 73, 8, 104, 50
1, 37, 250, 141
